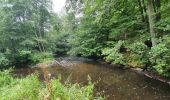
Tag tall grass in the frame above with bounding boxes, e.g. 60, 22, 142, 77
0, 70, 103, 100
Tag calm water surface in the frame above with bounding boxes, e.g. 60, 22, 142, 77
13, 60, 170, 100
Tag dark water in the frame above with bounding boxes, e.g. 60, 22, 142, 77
13, 60, 170, 100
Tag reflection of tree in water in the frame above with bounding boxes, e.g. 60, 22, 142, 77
13, 60, 170, 100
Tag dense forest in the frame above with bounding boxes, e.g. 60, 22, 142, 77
0, 0, 170, 99
62, 0, 170, 77
1, 0, 170, 77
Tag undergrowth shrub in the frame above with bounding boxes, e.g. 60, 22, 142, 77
127, 42, 149, 68
0, 53, 9, 68
149, 43, 170, 77
102, 40, 125, 65
13, 50, 32, 66
30, 52, 54, 64
1, 74, 40, 100
51, 79, 94, 100
0, 70, 14, 87
0, 70, 103, 100
12, 50, 54, 67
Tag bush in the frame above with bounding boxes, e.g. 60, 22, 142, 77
1, 75, 40, 100
0, 73, 40, 100
12, 50, 54, 66
0, 53, 9, 68
30, 52, 54, 64
0, 70, 14, 87
149, 43, 170, 77
102, 40, 125, 65
50, 79, 94, 100
127, 42, 149, 68
128, 42, 148, 54
13, 50, 32, 66
0, 70, 103, 100
0, 50, 54, 67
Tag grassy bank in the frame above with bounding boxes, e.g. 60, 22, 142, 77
0, 70, 103, 100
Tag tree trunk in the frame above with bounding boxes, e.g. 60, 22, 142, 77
147, 0, 157, 46
38, 26, 45, 52
34, 29, 42, 52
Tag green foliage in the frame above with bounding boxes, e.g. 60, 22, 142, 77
0, 0, 169, 79
13, 50, 32, 66
128, 42, 148, 54
149, 43, 170, 77
30, 52, 54, 64
127, 42, 149, 68
102, 41, 125, 65
10, 50, 54, 67
0, 70, 14, 87
64, 0, 170, 77
1, 75, 40, 100
161, 35, 170, 48
0, 70, 103, 100
0, 0, 60, 68
0, 53, 9, 68
51, 79, 94, 100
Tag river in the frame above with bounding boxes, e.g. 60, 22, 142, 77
13, 58, 170, 100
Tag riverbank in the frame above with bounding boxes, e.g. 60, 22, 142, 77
12, 58, 170, 100
130, 68, 170, 85
97, 59, 170, 85
1, 70, 101, 100
33, 57, 170, 85
120, 66, 170, 85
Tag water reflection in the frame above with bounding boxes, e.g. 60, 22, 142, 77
13, 61, 170, 100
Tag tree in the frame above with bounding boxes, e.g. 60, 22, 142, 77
0, 0, 60, 66
147, 0, 157, 46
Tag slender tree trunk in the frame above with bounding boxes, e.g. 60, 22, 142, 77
34, 29, 42, 52
147, 0, 157, 46
38, 26, 45, 52
34, 1, 43, 52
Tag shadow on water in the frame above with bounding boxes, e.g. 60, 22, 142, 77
12, 59, 170, 100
